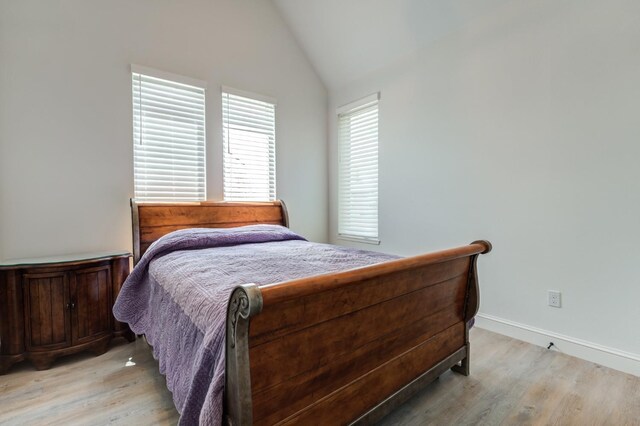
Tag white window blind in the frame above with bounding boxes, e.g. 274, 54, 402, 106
222, 88, 276, 202
132, 67, 206, 201
338, 94, 379, 243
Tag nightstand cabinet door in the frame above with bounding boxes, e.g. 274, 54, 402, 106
70, 265, 112, 345
23, 272, 71, 352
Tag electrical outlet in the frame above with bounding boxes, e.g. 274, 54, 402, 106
548, 290, 561, 308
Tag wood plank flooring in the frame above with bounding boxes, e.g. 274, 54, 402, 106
0, 328, 638, 425
379, 329, 640, 426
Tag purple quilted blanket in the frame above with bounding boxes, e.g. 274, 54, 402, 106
113, 225, 397, 425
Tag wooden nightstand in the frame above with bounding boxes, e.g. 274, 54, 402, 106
0, 251, 135, 374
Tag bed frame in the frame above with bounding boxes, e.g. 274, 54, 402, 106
131, 199, 491, 425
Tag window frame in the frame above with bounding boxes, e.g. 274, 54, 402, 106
131, 65, 207, 202
221, 86, 277, 202
337, 92, 380, 244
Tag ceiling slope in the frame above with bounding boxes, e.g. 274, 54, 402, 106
273, 0, 514, 90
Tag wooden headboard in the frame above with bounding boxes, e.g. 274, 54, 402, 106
131, 199, 289, 265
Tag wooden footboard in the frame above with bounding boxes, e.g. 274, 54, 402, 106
225, 240, 491, 425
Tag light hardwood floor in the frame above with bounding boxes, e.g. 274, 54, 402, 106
1, 328, 638, 425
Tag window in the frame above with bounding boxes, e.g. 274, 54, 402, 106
222, 87, 276, 202
132, 65, 206, 201
338, 93, 379, 243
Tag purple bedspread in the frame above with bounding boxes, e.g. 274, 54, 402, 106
113, 225, 397, 425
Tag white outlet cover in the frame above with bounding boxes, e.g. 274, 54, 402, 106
548, 290, 562, 308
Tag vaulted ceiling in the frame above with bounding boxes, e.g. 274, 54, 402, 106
273, 0, 514, 90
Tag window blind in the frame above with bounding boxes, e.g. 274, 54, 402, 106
222, 89, 276, 202
132, 70, 206, 201
338, 95, 379, 243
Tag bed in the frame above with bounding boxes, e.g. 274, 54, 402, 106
114, 199, 491, 425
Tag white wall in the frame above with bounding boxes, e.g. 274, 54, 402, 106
329, 0, 640, 363
0, 0, 327, 261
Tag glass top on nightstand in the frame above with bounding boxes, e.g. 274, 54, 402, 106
0, 251, 131, 269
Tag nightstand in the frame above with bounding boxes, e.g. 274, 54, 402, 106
0, 251, 135, 374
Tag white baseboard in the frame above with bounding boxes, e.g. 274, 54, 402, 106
475, 313, 640, 377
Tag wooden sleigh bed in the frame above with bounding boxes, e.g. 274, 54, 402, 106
130, 199, 491, 425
